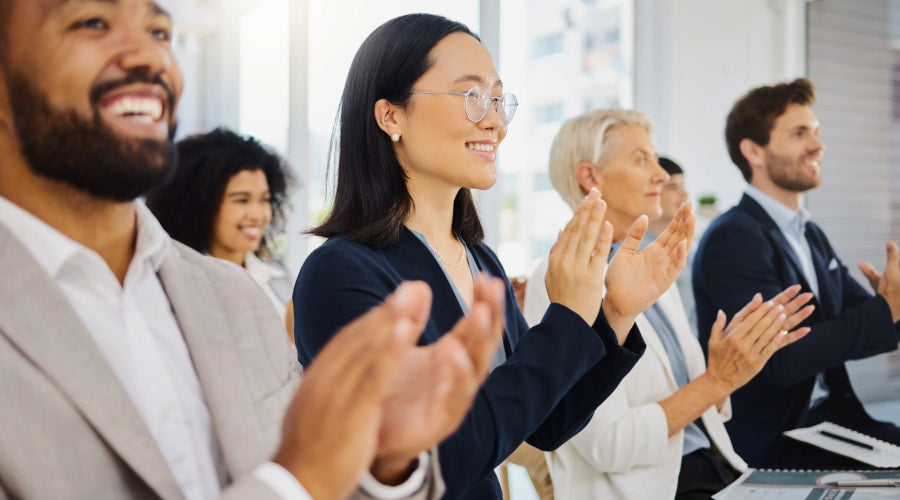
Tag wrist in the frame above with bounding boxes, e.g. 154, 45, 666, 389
698, 371, 733, 401
370, 455, 418, 486
601, 299, 635, 344
272, 450, 341, 500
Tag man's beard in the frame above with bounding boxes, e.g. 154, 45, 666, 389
8, 71, 178, 202
765, 149, 821, 193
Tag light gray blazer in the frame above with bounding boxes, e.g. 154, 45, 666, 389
0, 224, 442, 499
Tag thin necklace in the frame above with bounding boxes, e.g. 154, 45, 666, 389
433, 239, 467, 270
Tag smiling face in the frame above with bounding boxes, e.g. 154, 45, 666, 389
393, 32, 508, 197
757, 103, 824, 194
594, 125, 669, 234
208, 169, 273, 266
1, 0, 182, 201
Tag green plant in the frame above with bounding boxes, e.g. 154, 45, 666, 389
698, 194, 717, 205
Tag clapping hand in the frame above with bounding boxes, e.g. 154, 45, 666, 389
705, 285, 815, 394
544, 187, 614, 327
603, 202, 695, 339
273, 282, 431, 500
371, 274, 505, 482
859, 241, 900, 322
272, 278, 502, 499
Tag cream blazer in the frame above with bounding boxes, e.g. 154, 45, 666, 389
524, 258, 747, 500
0, 225, 443, 500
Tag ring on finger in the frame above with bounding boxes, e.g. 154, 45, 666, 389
779, 330, 788, 336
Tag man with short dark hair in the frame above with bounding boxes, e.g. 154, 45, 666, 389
693, 78, 900, 468
0, 0, 504, 498
649, 157, 695, 332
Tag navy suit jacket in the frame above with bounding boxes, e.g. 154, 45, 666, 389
293, 228, 644, 499
693, 194, 899, 467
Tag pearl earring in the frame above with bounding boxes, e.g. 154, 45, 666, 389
391, 133, 400, 143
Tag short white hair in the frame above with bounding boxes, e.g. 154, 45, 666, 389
549, 108, 654, 211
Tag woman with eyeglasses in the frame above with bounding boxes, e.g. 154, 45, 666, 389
293, 13, 694, 499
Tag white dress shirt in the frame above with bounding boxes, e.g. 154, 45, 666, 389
0, 196, 426, 499
244, 252, 288, 320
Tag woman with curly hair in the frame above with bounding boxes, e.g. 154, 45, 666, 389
146, 128, 294, 335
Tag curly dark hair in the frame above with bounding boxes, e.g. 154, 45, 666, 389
146, 128, 292, 258
725, 78, 816, 182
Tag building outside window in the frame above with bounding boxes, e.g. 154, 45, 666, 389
497, 0, 634, 277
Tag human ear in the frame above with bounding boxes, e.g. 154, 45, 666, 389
576, 161, 602, 195
739, 138, 762, 168
373, 98, 405, 141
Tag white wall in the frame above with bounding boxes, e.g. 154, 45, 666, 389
636, 0, 900, 404
636, 0, 807, 214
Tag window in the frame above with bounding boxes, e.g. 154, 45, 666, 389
533, 102, 564, 124
497, 0, 634, 278
532, 33, 564, 58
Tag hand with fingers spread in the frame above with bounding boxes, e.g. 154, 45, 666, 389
705, 285, 815, 395
545, 187, 614, 327
603, 202, 695, 336
272, 282, 434, 500
371, 274, 505, 483
658, 285, 815, 437
859, 241, 900, 322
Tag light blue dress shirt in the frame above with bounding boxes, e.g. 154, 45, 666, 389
743, 186, 828, 408
642, 303, 712, 455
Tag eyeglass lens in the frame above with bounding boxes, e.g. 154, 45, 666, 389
465, 87, 518, 126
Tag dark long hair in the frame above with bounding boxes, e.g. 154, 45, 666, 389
310, 13, 485, 248
146, 127, 291, 257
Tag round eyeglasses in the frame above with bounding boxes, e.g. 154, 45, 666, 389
410, 85, 518, 126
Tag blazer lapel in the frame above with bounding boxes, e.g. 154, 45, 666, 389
634, 312, 677, 390
382, 229, 466, 342
739, 195, 812, 292
804, 226, 839, 315
0, 227, 182, 499
157, 249, 268, 477
657, 286, 707, 379
467, 245, 516, 354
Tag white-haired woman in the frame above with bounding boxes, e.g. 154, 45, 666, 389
523, 108, 815, 499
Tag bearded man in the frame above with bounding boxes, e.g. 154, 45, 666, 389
0, 1, 505, 498
692, 78, 900, 469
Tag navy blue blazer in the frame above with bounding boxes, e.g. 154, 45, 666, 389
293, 228, 644, 499
693, 194, 899, 467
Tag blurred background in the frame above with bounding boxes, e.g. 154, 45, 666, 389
160, 1, 900, 494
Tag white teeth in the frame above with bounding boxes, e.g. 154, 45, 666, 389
241, 227, 262, 237
107, 97, 163, 120
467, 143, 495, 152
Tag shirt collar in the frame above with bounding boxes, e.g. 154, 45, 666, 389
243, 251, 285, 280
744, 184, 811, 233
133, 200, 172, 273
0, 195, 171, 280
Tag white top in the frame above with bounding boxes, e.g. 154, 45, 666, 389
0, 196, 428, 499
524, 257, 746, 499
244, 251, 289, 319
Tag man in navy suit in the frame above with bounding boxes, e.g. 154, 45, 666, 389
693, 78, 900, 468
